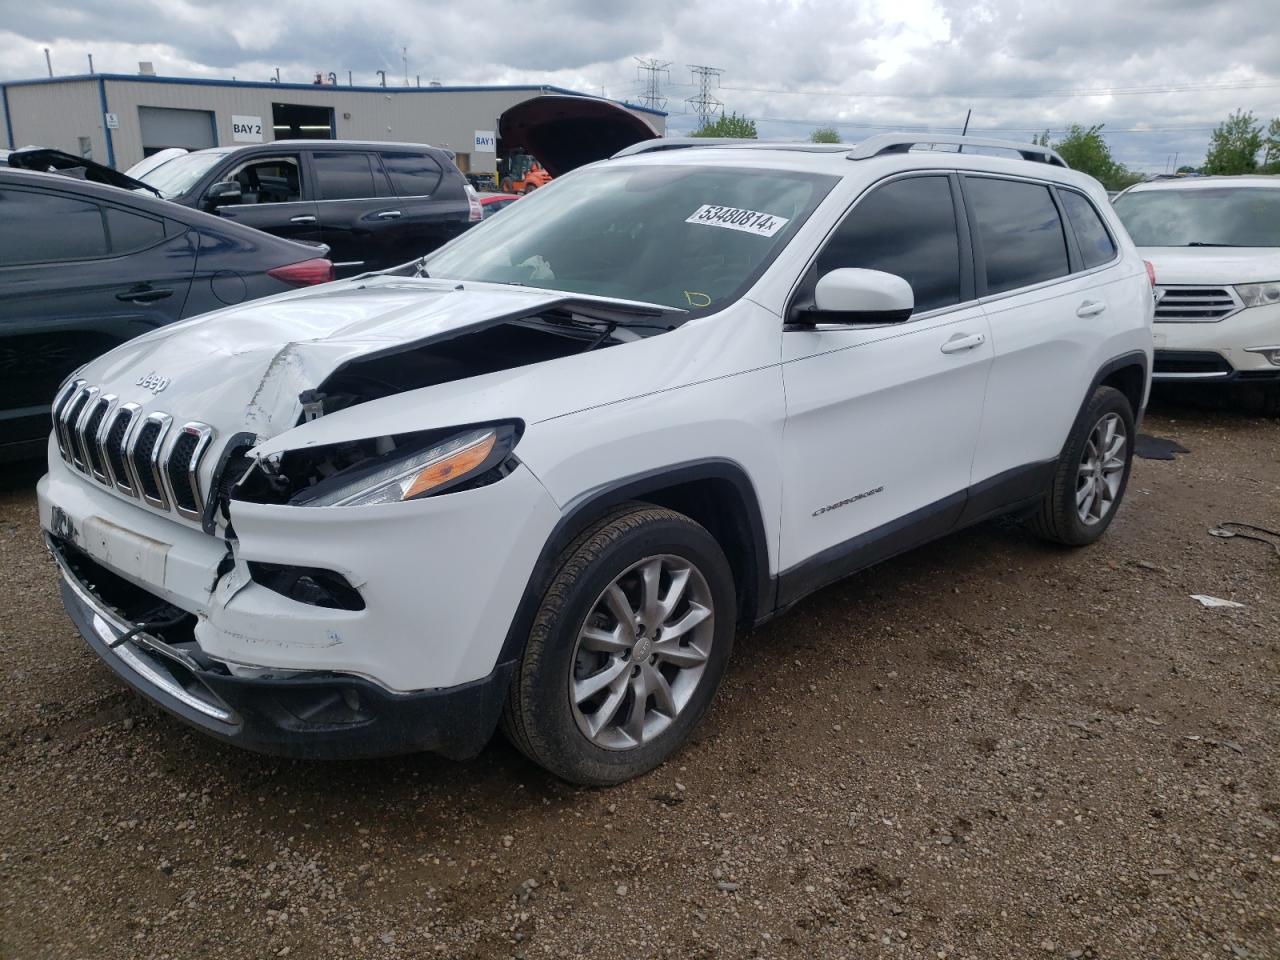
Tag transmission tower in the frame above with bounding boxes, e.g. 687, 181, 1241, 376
634, 57, 671, 110
686, 65, 723, 127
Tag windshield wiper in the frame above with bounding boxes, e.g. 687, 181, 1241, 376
1185, 242, 1244, 247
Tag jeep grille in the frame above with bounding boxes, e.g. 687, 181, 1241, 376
52, 380, 214, 522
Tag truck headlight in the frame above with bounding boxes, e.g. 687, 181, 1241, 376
295, 425, 518, 507
1234, 282, 1280, 308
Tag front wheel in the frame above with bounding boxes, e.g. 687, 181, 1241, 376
1029, 385, 1135, 546
501, 504, 736, 785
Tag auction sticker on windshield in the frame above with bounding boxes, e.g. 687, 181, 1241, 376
686, 205, 790, 238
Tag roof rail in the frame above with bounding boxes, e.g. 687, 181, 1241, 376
612, 138, 742, 158
847, 134, 1068, 168
612, 138, 852, 159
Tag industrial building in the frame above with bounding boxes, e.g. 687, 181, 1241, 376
0, 70, 666, 174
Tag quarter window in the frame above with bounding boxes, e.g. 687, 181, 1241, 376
313, 152, 377, 201
105, 207, 166, 255
381, 152, 443, 197
1060, 190, 1117, 269
816, 176, 962, 313
0, 189, 108, 265
966, 177, 1069, 294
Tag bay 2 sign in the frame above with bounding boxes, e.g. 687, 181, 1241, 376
232, 116, 264, 143
474, 131, 496, 153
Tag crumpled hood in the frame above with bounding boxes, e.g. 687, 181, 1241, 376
76, 275, 645, 439
1139, 246, 1280, 285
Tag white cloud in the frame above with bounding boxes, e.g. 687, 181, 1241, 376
1, 0, 1278, 168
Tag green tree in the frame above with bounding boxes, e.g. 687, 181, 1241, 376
692, 112, 758, 139
1050, 123, 1125, 187
809, 126, 840, 144
1263, 117, 1280, 173
1202, 110, 1263, 175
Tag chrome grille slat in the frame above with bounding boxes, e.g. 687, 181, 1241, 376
1154, 285, 1241, 323
104, 403, 141, 497
130, 413, 173, 511
51, 380, 216, 522
51, 379, 84, 464
83, 395, 115, 484
70, 386, 101, 473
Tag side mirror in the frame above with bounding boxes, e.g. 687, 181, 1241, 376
803, 268, 914, 325
205, 180, 242, 209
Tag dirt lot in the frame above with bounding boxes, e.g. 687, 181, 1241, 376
1, 402, 1277, 960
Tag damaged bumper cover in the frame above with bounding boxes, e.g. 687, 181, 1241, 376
38, 443, 562, 759
51, 534, 513, 758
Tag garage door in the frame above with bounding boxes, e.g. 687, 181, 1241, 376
138, 107, 216, 155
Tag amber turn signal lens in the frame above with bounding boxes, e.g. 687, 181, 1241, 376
403, 433, 496, 499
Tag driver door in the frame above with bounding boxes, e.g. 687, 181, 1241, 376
778, 173, 992, 600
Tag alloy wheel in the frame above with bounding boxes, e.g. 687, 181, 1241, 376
1076, 412, 1127, 525
568, 554, 715, 751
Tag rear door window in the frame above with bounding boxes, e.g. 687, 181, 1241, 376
816, 175, 963, 313
1060, 190, 1117, 269
381, 152, 443, 197
0, 188, 108, 265
313, 152, 377, 201
965, 177, 1069, 294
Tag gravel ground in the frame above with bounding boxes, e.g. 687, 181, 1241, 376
1, 402, 1277, 960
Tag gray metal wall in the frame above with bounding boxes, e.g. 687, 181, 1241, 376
4, 79, 107, 162
2, 76, 666, 173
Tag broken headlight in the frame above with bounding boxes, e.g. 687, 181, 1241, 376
235, 423, 521, 508
298, 425, 518, 507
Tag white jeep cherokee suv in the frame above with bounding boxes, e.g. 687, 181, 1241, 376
1113, 175, 1280, 411
39, 134, 1153, 785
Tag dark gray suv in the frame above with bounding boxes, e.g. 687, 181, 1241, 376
137, 141, 476, 277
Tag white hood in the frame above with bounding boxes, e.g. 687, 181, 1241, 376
76, 275, 671, 441
1138, 246, 1280, 285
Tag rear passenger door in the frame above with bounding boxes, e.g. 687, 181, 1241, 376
962, 175, 1121, 486
379, 150, 471, 263
0, 185, 195, 443
310, 150, 397, 276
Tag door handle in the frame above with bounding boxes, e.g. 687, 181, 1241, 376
116, 286, 173, 304
376, 210, 403, 220
289, 214, 317, 224
1076, 300, 1107, 318
940, 332, 986, 354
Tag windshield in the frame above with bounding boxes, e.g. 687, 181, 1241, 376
423, 164, 836, 312
138, 151, 229, 198
1113, 187, 1280, 247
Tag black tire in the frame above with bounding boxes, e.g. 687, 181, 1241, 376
1029, 385, 1136, 546
501, 503, 736, 785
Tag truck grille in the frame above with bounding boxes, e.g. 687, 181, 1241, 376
1153, 286, 1240, 322
52, 379, 214, 522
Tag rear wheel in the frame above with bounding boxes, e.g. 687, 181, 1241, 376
501, 504, 735, 785
1029, 386, 1135, 546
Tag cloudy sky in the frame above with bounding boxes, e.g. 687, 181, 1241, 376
2, 0, 1279, 170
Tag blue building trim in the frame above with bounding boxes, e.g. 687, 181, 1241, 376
1, 84, 14, 149
0, 73, 668, 118
97, 76, 116, 168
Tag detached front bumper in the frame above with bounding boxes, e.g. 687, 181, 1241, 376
50, 534, 513, 759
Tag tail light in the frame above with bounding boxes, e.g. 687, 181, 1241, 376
268, 258, 335, 287
465, 185, 483, 222
1143, 259, 1157, 287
